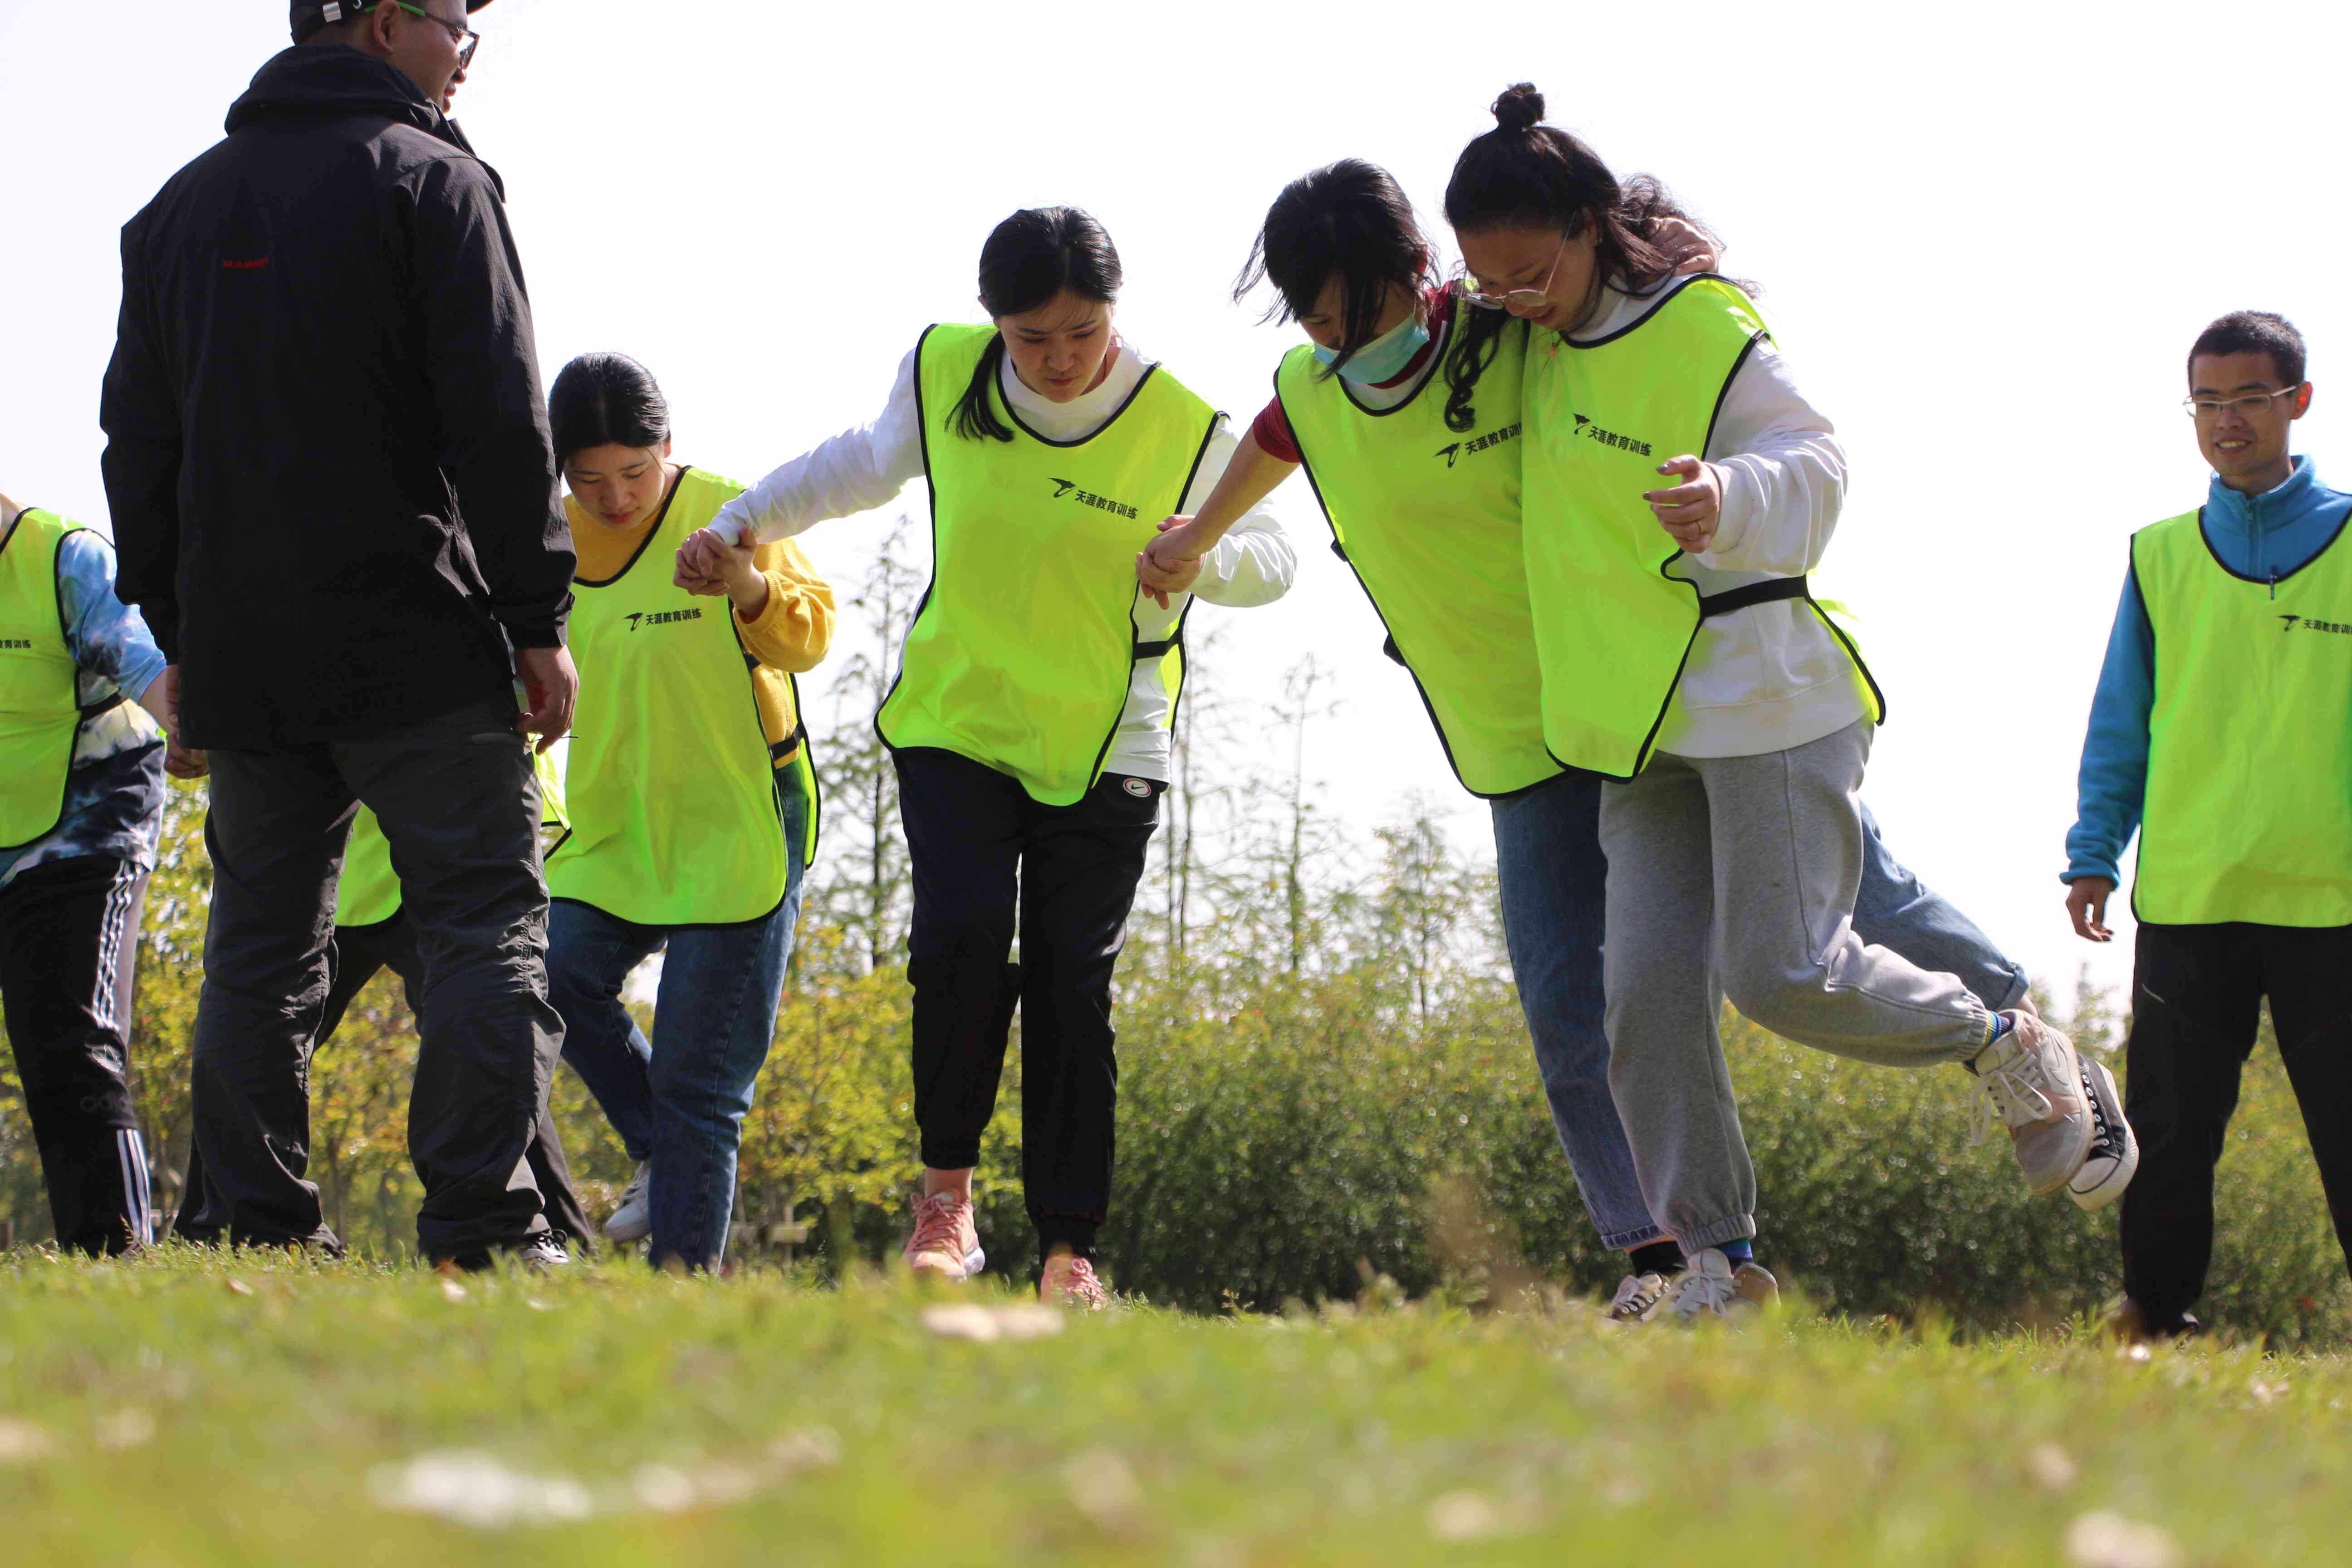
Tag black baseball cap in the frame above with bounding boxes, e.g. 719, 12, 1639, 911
291, 1, 493, 44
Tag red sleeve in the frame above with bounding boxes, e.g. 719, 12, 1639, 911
1250, 394, 1302, 465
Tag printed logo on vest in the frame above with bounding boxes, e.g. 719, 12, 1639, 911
1048, 478, 1139, 519
1571, 412, 1653, 457
0, 638, 32, 650
1435, 423, 1522, 469
2278, 614, 2352, 636
623, 608, 706, 631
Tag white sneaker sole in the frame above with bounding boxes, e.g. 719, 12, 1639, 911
906, 1244, 986, 1280
2068, 1058, 2139, 1212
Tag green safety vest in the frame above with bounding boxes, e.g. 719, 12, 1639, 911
0, 508, 98, 851
2131, 506, 2352, 926
548, 467, 820, 926
1519, 275, 1882, 776
877, 323, 1221, 805
1276, 309, 1558, 796
335, 750, 570, 928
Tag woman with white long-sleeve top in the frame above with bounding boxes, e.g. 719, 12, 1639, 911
677, 206, 1294, 1308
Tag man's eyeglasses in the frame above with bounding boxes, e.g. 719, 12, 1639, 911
367, 1, 481, 68
1460, 232, 1569, 314
2183, 385, 2303, 420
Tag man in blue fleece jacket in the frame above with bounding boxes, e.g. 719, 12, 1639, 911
2063, 310, 2352, 1339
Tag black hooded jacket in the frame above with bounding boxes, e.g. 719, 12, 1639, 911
100, 45, 574, 750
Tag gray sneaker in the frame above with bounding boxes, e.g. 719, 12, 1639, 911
604, 1162, 652, 1244
1970, 1011, 2092, 1198
1666, 1250, 1779, 1323
1607, 1271, 1672, 1324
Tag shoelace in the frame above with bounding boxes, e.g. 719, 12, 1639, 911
908, 1195, 970, 1258
2080, 1063, 2117, 1152
1049, 1259, 1108, 1308
1968, 1049, 2056, 1147
1671, 1268, 1739, 1319
1610, 1274, 1666, 1321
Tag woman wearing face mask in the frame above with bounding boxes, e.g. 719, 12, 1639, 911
543, 352, 832, 1273
1145, 158, 2080, 1322
1438, 84, 2132, 1319
676, 206, 1294, 1308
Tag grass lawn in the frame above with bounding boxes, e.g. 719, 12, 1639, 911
0, 1248, 2342, 1567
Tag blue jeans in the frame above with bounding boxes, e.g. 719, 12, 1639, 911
549, 784, 808, 1270
1490, 775, 2027, 1252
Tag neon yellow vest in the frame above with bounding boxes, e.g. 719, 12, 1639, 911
548, 468, 818, 925
0, 509, 94, 851
1276, 309, 1557, 797
1520, 276, 1881, 775
877, 323, 1221, 805
2131, 506, 2352, 926
336, 750, 570, 928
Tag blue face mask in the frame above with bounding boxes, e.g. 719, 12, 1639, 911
1312, 309, 1431, 385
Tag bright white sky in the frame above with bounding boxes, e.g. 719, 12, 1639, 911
6, 0, 2348, 1004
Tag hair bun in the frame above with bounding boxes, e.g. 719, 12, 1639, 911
1491, 83, 1545, 134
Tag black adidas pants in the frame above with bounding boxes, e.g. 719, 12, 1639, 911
2121, 920, 2352, 1326
892, 747, 1161, 1267
0, 854, 152, 1254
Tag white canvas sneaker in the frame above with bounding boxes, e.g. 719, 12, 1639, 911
1970, 1011, 2093, 1199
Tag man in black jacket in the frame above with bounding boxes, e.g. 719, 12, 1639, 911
100, 0, 576, 1266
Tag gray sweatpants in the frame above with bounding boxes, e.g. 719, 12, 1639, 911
1597, 719, 1993, 1252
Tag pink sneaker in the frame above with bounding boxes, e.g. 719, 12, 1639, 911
1039, 1253, 1109, 1311
901, 1191, 984, 1280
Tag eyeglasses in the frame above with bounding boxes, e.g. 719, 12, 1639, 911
1460, 232, 1569, 313
368, 1, 480, 67
2183, 384, 2303, 420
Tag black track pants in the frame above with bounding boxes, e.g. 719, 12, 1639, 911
892, 748, 1160, 1264
0, 855, 153, 1254
174, 912, 595, 1250
2120, 920, 2352, 1324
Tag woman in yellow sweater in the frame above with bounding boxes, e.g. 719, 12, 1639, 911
543, 353, 833, 1270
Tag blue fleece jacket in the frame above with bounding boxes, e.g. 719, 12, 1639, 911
2065, 456, 2352, 885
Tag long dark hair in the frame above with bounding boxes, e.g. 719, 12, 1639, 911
1237, 160, 1504, 434
1238, 160, 1431, 380
549, 352, 671, 464
951, 207, 1124, 442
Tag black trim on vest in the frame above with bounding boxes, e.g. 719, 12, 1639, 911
1132, 638, 1178, 661
1284, 357, 1563, 802
1332, 305, 1454, 421
1703, 331, 1771, 460
2196, 500, 2352, 588
999, 351, 1166, 451
875, 327, 947, 765
1698, 576, 1809, 618
571, 467, 689, 589
1558, 271, 1737, 351
1101, 412, 1221, 790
